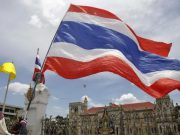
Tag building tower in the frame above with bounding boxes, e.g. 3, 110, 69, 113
69, 98, 88, 135
83, 96, 88, 112
155, 95, 175, 135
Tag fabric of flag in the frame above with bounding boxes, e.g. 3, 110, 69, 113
42, 4, 180, 98
0, 62, 16, 81
32, 49, 45, 84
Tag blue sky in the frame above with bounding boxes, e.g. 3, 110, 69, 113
0, 0, 180, 117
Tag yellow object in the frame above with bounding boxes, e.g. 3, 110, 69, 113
0, 62, 16, 80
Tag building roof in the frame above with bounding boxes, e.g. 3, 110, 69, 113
122, 102, 154, 111
85, 107, 105, 114
69, 102, 83, 105
85, 102, 154, 114
0, 102, 23, 109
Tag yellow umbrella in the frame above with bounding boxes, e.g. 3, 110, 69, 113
0, 62, 16, 80
0, 62, 16, 113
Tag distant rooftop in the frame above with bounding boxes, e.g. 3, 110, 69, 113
85, 102, 154, 114
0, 102, 23, 109
122, 102, 154, 111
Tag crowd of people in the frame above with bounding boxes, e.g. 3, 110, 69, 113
0, 112, 27, 135
1, 113, 69, 135
43, 116, 69, 135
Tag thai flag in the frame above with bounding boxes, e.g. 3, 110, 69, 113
32, 48, 45, 84
43, 4, 180, 98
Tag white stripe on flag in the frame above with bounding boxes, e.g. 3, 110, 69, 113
63, 12, 140, 50
48, 42, 180, 86
35, 64, 41, 70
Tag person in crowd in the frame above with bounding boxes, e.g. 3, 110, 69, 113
18, 119, 27, 135
0, 112, 11, 135
10, 117, 27, 135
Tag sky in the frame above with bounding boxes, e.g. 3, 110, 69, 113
0, 0, 180, 117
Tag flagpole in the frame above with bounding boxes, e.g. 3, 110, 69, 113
24, 48, 39, 119
24, 18, 62, 116
24, 82, 38, 119
2, 74, 11, 113
41, 5, 70, 71
40, 21, 62, 70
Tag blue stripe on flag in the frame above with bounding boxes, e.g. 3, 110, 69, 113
53, 21, 180, 73
35, 57, 41, 67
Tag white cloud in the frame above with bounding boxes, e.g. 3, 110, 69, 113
29, 15, 43, 28
6, 82, 29, 95
20, 0, 38, 7
112, 93, 142, 104
81, 95, 104, 107
21, 0, 67, 26
40, 0, 67, 25
51, 95, 59, 100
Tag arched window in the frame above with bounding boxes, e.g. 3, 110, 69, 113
154, 127, 157, 133
129, 128, 132, 134
151, 127, 154, 133
160, 126, 162, 133
74, 106, 78, 113
143, 113, 146, 121
174, 125, 177, 132
178, 124, 180, 132
116, 127, 119, 135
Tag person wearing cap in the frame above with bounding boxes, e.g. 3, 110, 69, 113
0, 112, 11, 135
10, 117, 27, 135
10, 117, 22, 135
18, 119, 27, 135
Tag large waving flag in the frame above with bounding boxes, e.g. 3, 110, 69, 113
42, 4, 180, 98
0, 62, 16, 80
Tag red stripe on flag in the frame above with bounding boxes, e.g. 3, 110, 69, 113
68, 5, 171, 57
32, 68, 41, 81
126, 25, 172, 57
32, 68, 45, 84
137, 36, 172, 57
43, 56, 180, 98
68, 4, 121, 21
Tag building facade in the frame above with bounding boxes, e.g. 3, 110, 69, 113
69, 95, 180, 135
0, 103, 24, 131
0, 103, 23, 118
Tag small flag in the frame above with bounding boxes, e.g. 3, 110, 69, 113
0, 62, 16, 80
42, 4, 180, 98
32, 48, 45, 84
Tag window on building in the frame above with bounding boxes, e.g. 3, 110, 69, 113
10, 109, 14, 113
5, 108, 9, 112
178, 124, 180, 132
154, 127, 157, 133
74, 107, 78, 113
160, 126, 162, 133
116, 127, 118, 135
130, 128, 132, 134
151, 128, 154, 133
174, 125, 177, 132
